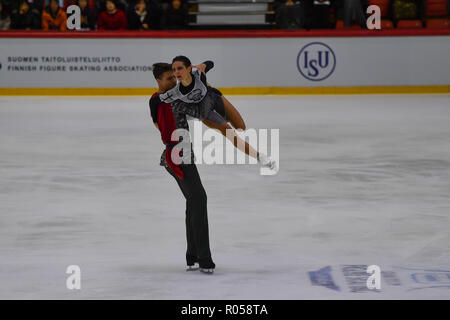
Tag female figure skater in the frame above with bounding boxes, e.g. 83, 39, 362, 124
152, 55, 276, 170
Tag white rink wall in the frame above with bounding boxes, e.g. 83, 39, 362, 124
1, 36, 450, 88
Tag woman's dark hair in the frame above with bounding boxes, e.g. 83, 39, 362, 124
152, 62, 172, 79
172, 55, 191, 68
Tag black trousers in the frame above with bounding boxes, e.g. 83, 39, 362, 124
164, 163, 213, 264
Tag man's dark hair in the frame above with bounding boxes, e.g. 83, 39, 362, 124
172, 55, 191, 68
152, 62, 172, 79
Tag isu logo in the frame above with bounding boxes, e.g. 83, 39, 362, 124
297, 42, 336, 81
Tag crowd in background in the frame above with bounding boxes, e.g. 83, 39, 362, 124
275, 0, 450, 29
0, 0, 449, 31
0, 0, 188, 30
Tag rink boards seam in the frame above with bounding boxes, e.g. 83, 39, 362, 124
0, 86, 449, 96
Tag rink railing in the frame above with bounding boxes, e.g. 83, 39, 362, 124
0, 29, 450, 38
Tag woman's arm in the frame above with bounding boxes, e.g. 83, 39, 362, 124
193, 60, 214, 74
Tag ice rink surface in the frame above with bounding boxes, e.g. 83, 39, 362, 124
0, 94, 449, 299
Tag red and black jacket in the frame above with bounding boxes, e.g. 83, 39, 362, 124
149, 92, 184, 179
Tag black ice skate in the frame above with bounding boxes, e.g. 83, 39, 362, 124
199, 258, 215, 274
186, 263, 199, 271
186, 255, 199, 271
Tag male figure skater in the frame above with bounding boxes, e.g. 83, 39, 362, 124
149, 63, 216, 274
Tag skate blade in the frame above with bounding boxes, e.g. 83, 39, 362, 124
199, 268, 214, 274
262, 161, 278, 174
186, 265, 199, 271
269, 161, 278, 171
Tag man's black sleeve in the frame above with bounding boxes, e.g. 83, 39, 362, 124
209, 87, 223, 96
149, 96, 160, 124
202, 60, 214, 73
200, 72, 208, 86
198, 61, 214, 86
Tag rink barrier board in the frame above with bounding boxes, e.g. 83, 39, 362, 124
1, 29, 450, 38
0, 85, 448, 96
1, 31, 449, 91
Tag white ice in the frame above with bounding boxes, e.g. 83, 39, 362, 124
0, 94, 449, 299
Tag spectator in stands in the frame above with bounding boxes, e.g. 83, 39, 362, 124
161, 0, 188, 29
10, 0, 41, 29
128, 0, 160, 29
307, 0, 335, 29
24, 1, 45, 15
7, 0, 44, 17
97, 0, 128, 29
274, 0, 306, 29
42, 0, 67, 31
342, 0, 367, 28
64, 0, 77, 7
64, 0, 96, 10
78, 0, 96, 30
392, 0, 422, 25
0, 1, 11, 30
97, 0, 129, 12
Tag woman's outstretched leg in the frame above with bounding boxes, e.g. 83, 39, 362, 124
222, 96, 246, 131
202, 119, 258, 159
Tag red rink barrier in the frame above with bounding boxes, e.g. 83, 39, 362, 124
0, 29, 449, 38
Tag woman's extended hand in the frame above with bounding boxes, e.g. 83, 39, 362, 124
193, 64, 206, 74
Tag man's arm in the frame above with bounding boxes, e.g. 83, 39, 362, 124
149, 97, 160, 130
